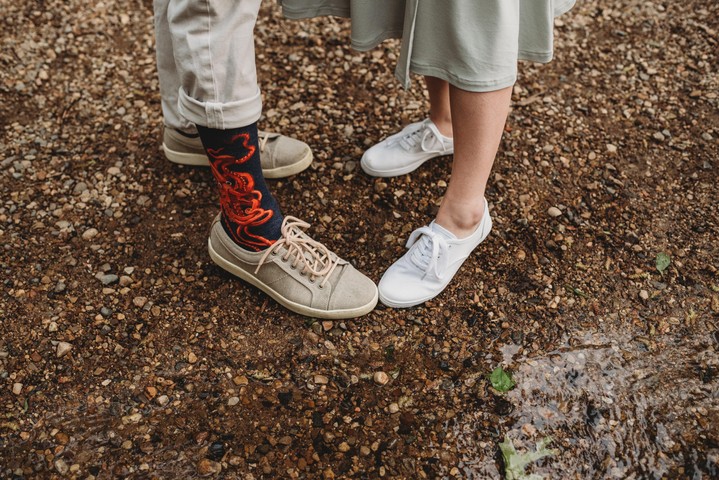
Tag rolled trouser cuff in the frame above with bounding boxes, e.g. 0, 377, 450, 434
178, 86, 262, 130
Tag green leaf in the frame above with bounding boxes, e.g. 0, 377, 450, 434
500, 435, 558, 480
655, 252, 671, 274
490, 366, 516, 393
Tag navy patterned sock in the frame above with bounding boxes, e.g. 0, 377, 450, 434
197, 122, 283, 251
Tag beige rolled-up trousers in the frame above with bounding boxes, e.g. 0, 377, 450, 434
154, 0, 263, 131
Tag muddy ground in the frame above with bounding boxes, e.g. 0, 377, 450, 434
1, 0, 718, 478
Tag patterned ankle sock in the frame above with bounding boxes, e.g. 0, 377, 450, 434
197, 123, 283, 251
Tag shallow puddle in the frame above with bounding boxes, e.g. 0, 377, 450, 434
451, 330, 719, 479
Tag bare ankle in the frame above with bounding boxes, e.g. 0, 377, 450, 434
430, 113, 453, 138
435, 198, 485, 238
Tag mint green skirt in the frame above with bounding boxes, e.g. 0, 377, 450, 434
282, 0, 576, 91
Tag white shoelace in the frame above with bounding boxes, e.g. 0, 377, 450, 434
388, 120, 448, 153
257, 216, 339, 287
406, 226, 450, 279
258, 132, 270, 153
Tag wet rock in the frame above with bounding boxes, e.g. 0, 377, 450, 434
208, 442, 225, 461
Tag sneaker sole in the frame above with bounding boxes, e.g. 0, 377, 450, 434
163, 143, 313, 178
208, 238, 378, 319
360, 150, 453, 178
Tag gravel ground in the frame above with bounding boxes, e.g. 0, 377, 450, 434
1, 0, 718, 478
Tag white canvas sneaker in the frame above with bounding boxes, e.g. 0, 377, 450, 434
378, 199, 492, 308
361, 119, 454, 177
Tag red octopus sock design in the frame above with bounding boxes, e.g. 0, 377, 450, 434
197, 123, 283, 251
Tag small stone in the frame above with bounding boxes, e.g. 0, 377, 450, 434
82, 228, 99, 240
373, 371, 389, 386
48, 322, 58, 332
188, 352, 198, 364
360, 446, 371, 456
606, 144, 618, 153
639, 290, 650, 300
227, 396, 240, 406
321, 321, 333, 331
56, 342, 72, 358
338, 442, 350, 452
54, 281, 66, 293
233, 375, 249, 386
157, 395, 169, 406
197, 458, 222, 476
652, 132, 665, 142
516, 250, 526, 261
133, 296, 148, 308
121, 440, 133, 449
547, 207, 562, 218
99, 274, 118, 285
323, 468, 335, 479
388, 403, 399, 414
122, 413, 142, 424
55, 459, 69, 475
145, 386, 157, 399
314, 374, 329, 385
119, 275, 133, 287
12, 383, 22, 395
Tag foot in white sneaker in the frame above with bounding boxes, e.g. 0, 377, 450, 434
378, 199, 492, 308
361, 119, 453, 178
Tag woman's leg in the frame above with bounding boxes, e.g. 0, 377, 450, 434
425, 76, 453, 138
435, 85, 513, 238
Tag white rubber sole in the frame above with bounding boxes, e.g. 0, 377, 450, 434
360, 150, 453, 178
208, 238, 377, 319
162, 143, 313, 179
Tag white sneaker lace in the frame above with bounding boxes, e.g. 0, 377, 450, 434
389, 120, 447, 153
406, 226, 449, 279
256, 216, 339, 288
258, 132, 270, 153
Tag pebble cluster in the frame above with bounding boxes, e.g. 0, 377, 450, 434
1, 0, 717, 478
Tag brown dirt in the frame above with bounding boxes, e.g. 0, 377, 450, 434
1, 0, 718, 479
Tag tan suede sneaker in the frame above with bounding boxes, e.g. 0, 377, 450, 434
208, 215, 378, 319
162, 127, 313, 178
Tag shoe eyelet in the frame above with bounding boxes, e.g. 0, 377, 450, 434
318, 283, 325, 289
